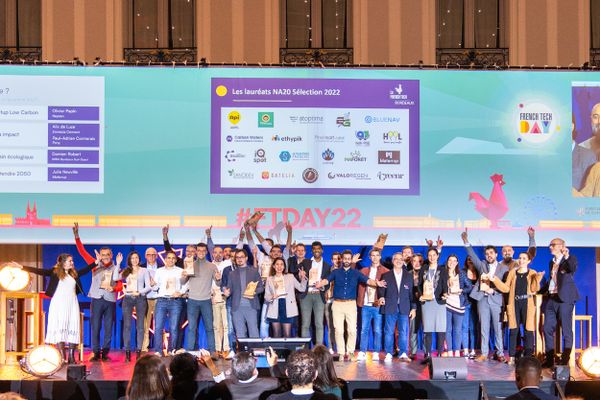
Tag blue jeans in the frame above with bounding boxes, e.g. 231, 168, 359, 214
446, 309, 464, 352
360, 306, 382, 352
226, 303, 235, 351
154, 298, 184, 353
462, 302, 477, 351
186, 299, 215, 352
91, 298, 115, 353
259, 303, 269, 338
122, 295, 147, 351
384, 312, 409, 355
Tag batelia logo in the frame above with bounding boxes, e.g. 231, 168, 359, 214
336, 113, 351, 127
279, 151, 291, 162
322, 148, 335, 161
302, 168, 318, 183
378, 150, 400, 165
228, 111, 241, 125
517, 102, 558, 144
262, 171, 270, 179
258, 112, 274, 128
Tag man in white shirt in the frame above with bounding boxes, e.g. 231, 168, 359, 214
153, 251, 186, 355
141, 247, 161, 352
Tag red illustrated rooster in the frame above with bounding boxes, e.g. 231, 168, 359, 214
468, 174, 509, 229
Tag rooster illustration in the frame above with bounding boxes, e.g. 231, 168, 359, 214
469, 174, 509, 229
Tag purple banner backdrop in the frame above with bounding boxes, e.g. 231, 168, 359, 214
210, 77, 420, 195
48, 106, 100, 121
48, 167, 99, 182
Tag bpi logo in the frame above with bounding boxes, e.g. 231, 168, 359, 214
228, 111, 241, 124
517, 102, 558, 144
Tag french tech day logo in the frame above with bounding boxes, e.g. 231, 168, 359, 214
517, 102, 559, 144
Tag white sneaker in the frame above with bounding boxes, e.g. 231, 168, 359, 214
384, 353, 393, 362
454, 350, 461, 357
399, 352, 410, 362
328, 348, 335, 355
356, 351, 366, 361
372, 352, 380, 361
225, 350, 235, 359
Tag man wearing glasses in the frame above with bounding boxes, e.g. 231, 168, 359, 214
141, 247, 161, 353
224, 249, 264, 338
540, 238, 579, 367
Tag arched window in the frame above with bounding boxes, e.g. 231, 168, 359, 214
0, 0, 41, 61
124, 0, 196, 63
280, 0, 353, 64
436, 0, 508, 66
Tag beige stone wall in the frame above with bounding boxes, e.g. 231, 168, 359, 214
29, 0, 592, 66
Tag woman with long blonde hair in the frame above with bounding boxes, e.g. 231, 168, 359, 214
11, 252, 98, 364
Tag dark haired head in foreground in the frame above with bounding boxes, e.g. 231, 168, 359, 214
504, 357, 558, 400
127, 354, 171, 400
170, 352, 199, 400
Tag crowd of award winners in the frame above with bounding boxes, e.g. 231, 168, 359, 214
10, 215, 579, 372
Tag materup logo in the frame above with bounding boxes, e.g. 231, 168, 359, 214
258, 112, 274, 128
254, 148, 267, 163
378, 150, 400, 165
377, 171, 403, 181
383, 131, 402, 143
322, 148, 335, 161
365, 115, 401, 124
517, 102, 558, 144
336, 113, 351, 127
289, 115, 324, 124
272, 135, 302, 142
225, 150, 245, 162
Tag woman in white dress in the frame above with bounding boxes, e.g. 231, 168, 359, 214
12, 253, 98, 364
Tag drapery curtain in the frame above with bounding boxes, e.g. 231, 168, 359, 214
437, 0, 464, 48
131, 0, 194, 49
286, 0, 311, 48
322, 0, 346, 48
0, 0, 41, 47
592, 0, 600, 48
474, 0, 498, 48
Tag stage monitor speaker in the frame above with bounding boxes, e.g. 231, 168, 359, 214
430, 357, 467, 380
67, 365, 87, 381
236, 338, 311, 366
553, 365, 570, 381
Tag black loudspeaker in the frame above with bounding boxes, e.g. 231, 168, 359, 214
67, 365, 87, 381
429, 357, 468, 380
553, 365, 570, 381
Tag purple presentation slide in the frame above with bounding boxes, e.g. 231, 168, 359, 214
210, 77, 420, 195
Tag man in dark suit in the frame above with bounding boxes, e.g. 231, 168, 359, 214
505, 357, 558, 400
224, 249, 264, 338
540, 238, 580, 367
378, 252, 416, 362
297, 241, 331, 345
288, 243, 312, 275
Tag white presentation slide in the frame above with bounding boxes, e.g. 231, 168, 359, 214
0, 75, 104, 193
220, 107, 410, 191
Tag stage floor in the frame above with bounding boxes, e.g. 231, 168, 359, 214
0, 351, 595, 400
0, 350, 591, 382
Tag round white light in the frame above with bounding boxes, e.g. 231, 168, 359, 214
578, 346, 600, 379
0, 264, 31, 291
20, 345, 63, 377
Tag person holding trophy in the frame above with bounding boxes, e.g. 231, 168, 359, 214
417, 248, 449, 363
443, 255, 472, 357
264, 257, 308, 338
113, 251, 153, 361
